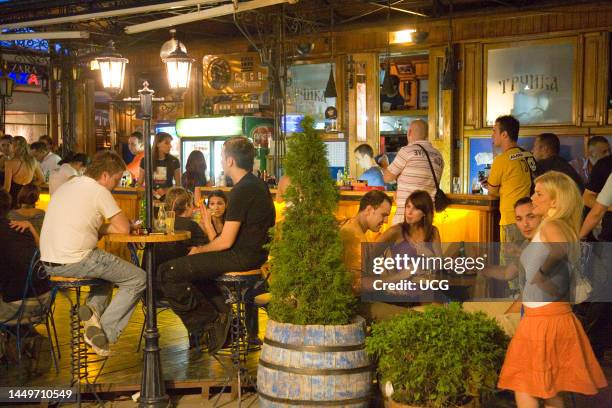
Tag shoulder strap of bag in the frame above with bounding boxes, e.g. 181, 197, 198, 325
416, 144, 440, 189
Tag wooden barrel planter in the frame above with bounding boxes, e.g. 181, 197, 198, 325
258, 317, 372, 407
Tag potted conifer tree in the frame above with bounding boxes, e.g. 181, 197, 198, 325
257, 117, 371, 407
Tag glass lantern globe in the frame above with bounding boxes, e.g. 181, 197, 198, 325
96, 42, 128, 94
161, 30, 193, 94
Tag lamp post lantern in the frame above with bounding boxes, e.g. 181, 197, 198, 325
161, 29, 193, 94
96, 41, 128, 95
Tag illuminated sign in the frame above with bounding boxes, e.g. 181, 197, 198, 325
176, 116, 244, 137
0, 62, 47, 90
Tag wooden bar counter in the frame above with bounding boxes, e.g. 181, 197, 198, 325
198, 187, 499, 244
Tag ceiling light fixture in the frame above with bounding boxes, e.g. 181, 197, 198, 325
0, 31, 90, 40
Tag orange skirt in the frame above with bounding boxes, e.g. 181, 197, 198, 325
498, 302, 608, 399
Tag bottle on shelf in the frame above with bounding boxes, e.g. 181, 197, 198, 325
336, 169, 344, 186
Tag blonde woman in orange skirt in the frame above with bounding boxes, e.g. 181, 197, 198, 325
498, 171, 608, 408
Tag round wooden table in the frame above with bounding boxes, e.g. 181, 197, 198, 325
107, 230, 191, 243
107, 230, 191, 408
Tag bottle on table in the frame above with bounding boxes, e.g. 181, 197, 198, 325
155, 203, 167, 233
471, 177, 482, 195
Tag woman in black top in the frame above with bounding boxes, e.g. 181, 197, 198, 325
182, 150, 209, 193
137, 132, 180, 199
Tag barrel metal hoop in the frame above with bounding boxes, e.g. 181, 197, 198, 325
263, 337, 365, 352
258, 390, 371, 406
259, 358, 373, 375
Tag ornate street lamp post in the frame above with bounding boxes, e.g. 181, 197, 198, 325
97, 32, 192, 408
0, 62, 15, 133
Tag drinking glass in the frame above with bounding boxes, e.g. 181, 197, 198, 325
165, 211, 176, 234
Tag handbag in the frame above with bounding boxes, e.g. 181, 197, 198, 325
417, 145, 449, 212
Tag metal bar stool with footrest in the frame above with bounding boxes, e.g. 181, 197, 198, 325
48, 276, 109, 407
213, 269, 263, 407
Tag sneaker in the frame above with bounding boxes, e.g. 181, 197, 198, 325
206, 312, 231, 354
78, 305, 101, 333
83, 326, 111, 357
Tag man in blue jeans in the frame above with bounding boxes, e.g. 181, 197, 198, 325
40, 151, 146, 356
158, 137, 275, 354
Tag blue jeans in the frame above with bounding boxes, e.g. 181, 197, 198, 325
44, 249, 146, 343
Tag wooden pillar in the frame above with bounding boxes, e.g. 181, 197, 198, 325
74, 78, 95, 156
347, 52, 379, 178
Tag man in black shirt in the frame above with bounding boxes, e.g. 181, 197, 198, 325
0, 189, 51, 322
584, 154, 612, 241
159, 137, 275, 352
532, 133, 584, 191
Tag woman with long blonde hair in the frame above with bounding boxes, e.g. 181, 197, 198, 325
498, 171, 607, 408
3, 136, 44, 208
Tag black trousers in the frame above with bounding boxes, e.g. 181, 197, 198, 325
158, 249, 266, 335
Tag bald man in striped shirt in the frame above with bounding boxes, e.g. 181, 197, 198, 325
383, 119, 444, 225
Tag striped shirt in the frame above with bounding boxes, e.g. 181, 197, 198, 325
388, 141, 444, 225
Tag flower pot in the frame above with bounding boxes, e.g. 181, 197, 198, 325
258, 316, 372, 407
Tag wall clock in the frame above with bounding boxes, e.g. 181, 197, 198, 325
206, 57, 231, 90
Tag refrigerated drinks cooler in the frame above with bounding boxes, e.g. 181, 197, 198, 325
175, 116, 273, 182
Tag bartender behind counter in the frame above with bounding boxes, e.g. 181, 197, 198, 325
380, 75, 405, 112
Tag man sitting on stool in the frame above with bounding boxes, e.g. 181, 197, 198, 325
40, 151, 146, 356
158, 137, 276, 353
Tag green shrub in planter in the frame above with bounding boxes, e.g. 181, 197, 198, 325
365, 303, 509, 407
267, 116, 356, 325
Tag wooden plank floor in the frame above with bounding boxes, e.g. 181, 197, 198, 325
1, 291, 610, 407
0, 288, 264, 389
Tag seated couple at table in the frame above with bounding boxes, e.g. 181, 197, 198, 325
157, 137, 275, 353
340, 190, 445, 321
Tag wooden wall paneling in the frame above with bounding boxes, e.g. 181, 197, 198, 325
581, 32, 606, 126
461, 43, 482, 129
428, 46, 452, 191
346, 53, 378, 178
74, 79, 96, 157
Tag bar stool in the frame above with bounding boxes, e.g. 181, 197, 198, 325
214, 269, 263, 406
48, 276, 108, 407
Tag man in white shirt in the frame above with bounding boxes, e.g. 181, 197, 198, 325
30, 141, 61, 181
40, 151, 146, 356
382, 119, 444, 224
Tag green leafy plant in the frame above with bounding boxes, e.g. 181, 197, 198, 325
267, 116, 356, 325
365, 303, 509, 407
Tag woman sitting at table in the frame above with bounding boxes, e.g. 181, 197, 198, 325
3, 136, 44, 208
199, 190, 227, 242
7, 184, 45, 236
376, 190, 442, 258
374, 190, 442, 303
156, 187, 209, 268
137, 132, 180, 200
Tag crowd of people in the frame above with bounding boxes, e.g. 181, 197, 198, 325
0, 117, 609, 406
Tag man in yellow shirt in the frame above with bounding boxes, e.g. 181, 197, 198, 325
482, 115, 535, 244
